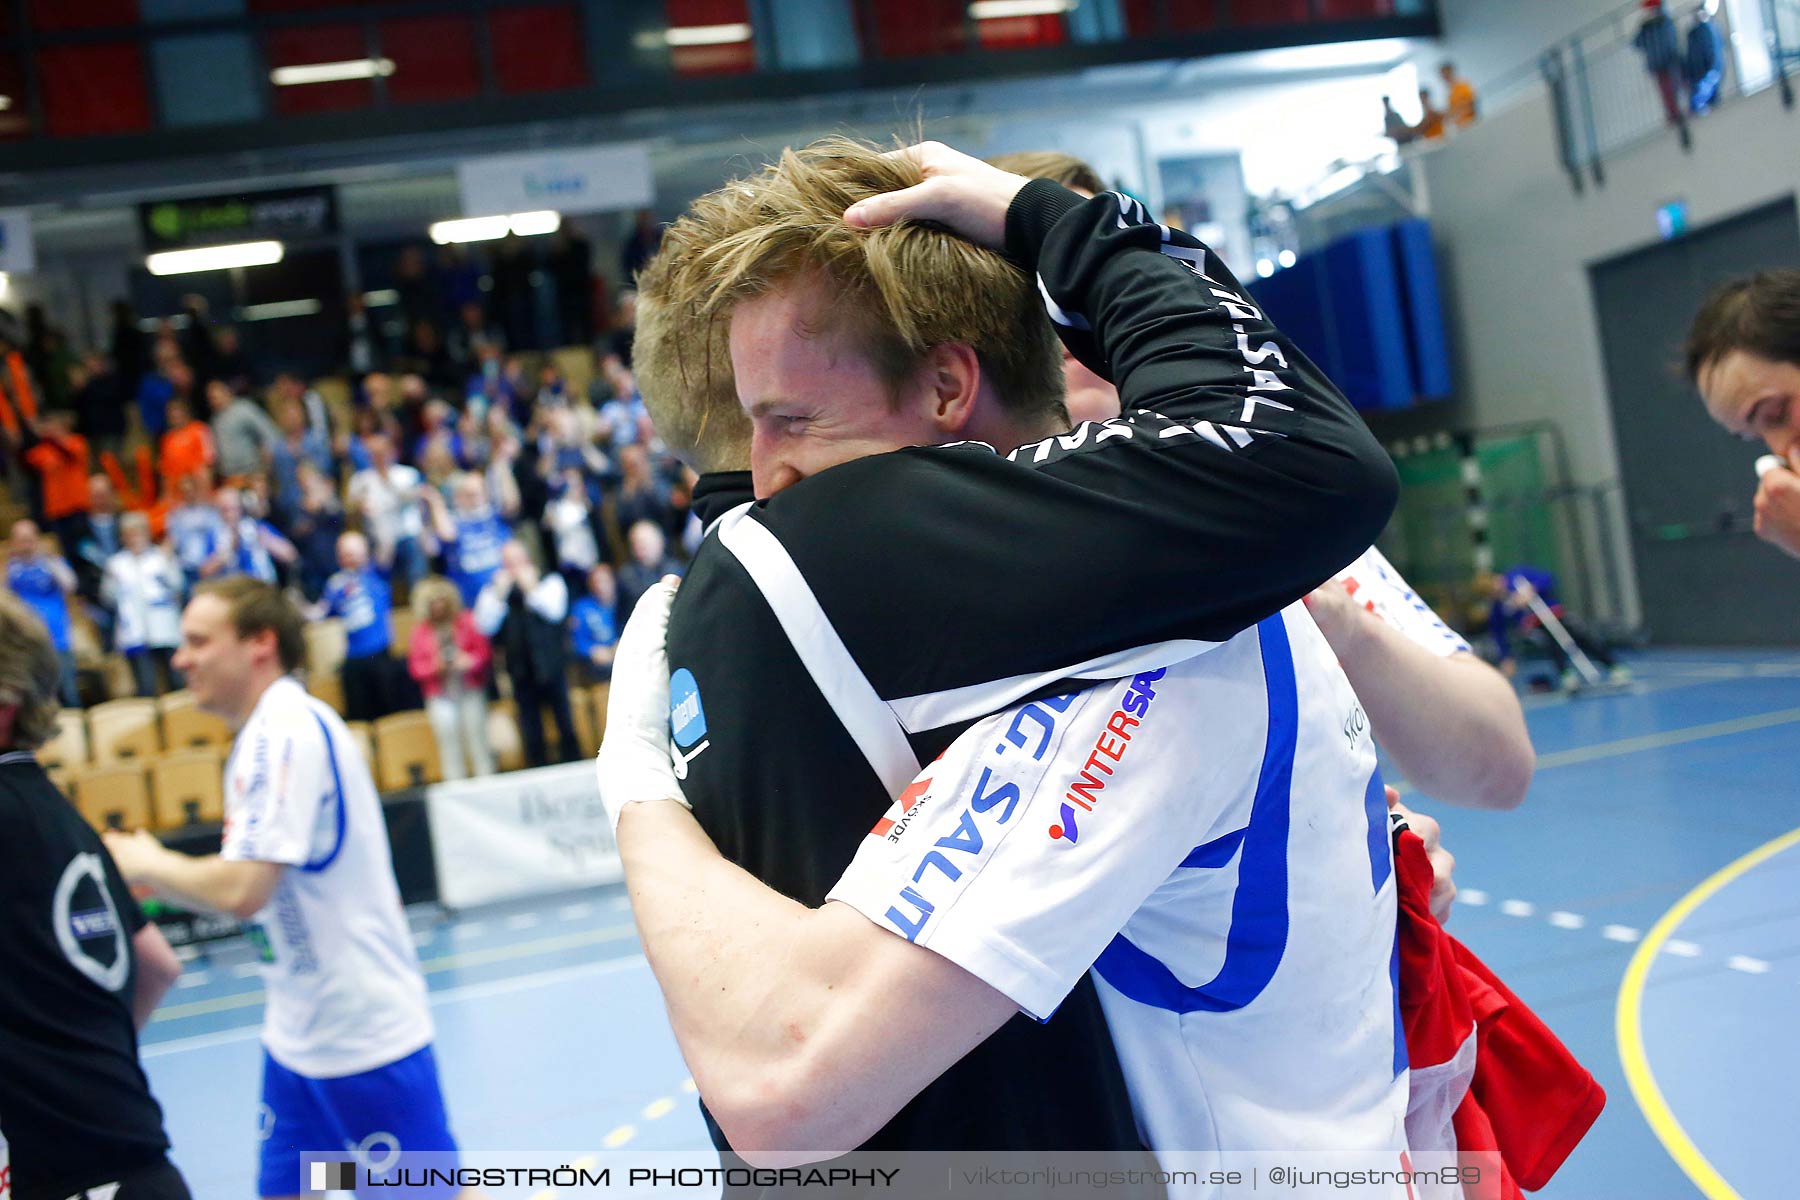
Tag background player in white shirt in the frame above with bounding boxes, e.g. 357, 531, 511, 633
105, 579, 465, 1200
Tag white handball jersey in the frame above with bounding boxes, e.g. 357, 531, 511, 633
221, 676, 433, 1078
829, 605, 1409, 1179
1330, 546, 1470, 658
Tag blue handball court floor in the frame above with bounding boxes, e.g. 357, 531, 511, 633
141, 648, 1800, 1199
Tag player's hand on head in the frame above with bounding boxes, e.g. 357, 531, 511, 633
843, 142, 1030, 251
596, 577, 688, 833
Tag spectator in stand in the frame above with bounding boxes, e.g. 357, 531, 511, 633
108, 298, 148, 399
6, 519, 81, 705
269, 394, 333, 525
545, 467, 603, 583
271, 370, 334, 449
207, 379, 281, 484
620, 209, 663, 284
1686, 1, 1725, 115
75, 473, 125, 606
611, 443, 676, 546
346, 432, 428, 588
1441, 61, 1478, 128
72, 350, 131, 465
21, 408, 92, 551
419, 438, 460, 497
1635, 0, 1685, 126
157, 395, 215, 491
615, 518, 682, 625
473, 540, 577, 768
1416, 87, 1447, 139
448, 301, 503, 382
1382, 95, 1416, 145
436, 246, 484, 326
411, 399, 463, 468
570, 561, 619, 684
288, 461, 345, 604
606, 289, 638, 369
211, 325, 251, 395
491, 233, 538, 351
166, 474, 226, 583
549, 224, 596, 347
426, 471, 513, 608
212, 488, 296, 585
343, 291, 381, 377
135, 341, 182, 442
177, 296, 220, 393
404, 320, 460, 394
406, 576, 495, 782
104, 511, 185, 697
393, 247, 437, 347
316, 531, 403, 723
596, 357, 647, 450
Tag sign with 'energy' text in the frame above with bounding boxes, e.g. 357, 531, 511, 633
457, 142, 654, 219
137, 185, 338, 251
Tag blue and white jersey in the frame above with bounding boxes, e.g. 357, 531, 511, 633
105, 547, 184, 651
828, 604, 1408, 1181
1330, 547, 1470, 658
447, 509, 509, 607
166, 503, 224, 575
221, 677, 432, 1078
321, 568, 392, 659
5, 557, 73, 652
227, 518, 280, 584
570, 595, 618, 660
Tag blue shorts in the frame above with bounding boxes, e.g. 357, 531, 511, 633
257, 1044, 460, 1198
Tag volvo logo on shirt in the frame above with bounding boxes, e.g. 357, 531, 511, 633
53, 852, 130, 993
669, 667, 710, 779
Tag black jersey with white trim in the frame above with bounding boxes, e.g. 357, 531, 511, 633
745, 180, 1397, 712
0, 754, 174, 1199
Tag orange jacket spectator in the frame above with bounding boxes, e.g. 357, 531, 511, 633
0, 350, 38, 440
23, 427, 92, 520
158, 419, 215, 487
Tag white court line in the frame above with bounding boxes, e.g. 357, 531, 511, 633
452, 921, 489, 939
505, 913, 542, 931
1531, 706, 1800, 771
232, 962, 262, 979
175, 970, 211, 988
559, 902, 595, 921
143, 955, 649, 1058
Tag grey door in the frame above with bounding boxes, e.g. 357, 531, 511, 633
1590, 196, 1800, 645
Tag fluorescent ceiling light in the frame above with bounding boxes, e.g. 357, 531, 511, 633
362, 289, 400, 307
663, 23, 752, 47
238, 298, 323, 322
146, 241, 284, 276
0, 96, 11, 111
969, 0, 1077, 18
429, 211, 561, 244
0, 272, 8, 301
507, 210, 561, 236
271, 58, 396, 87
1277, 249, 1297, 268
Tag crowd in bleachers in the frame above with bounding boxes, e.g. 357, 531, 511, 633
0, 239, 697, 816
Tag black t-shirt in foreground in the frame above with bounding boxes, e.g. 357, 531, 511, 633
0, 752, 174, 1200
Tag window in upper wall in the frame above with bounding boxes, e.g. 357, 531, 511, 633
381, 14, 482, 104
152, 32, 264, 126
663, 0, 757, 76
264, 24, 374, 116
39, 43, 153, 136
492, 4, 589, 94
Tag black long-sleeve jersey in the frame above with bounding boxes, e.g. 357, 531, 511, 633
665, 182, 1398, 1154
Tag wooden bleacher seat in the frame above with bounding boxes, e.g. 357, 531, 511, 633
552, 345, 594, 399
151, 750, 226, 828
156, 689, 196, 714
40, 709, 89, 773
569, 688, 598, 758
162, 705, 231, 752
389, 608, 417, 657
88, 699, 162, 763
73, 763, 153, 831
588, 683, 609, 744
488, 701, 527, 772
344, 720, 376, 771
308, 671, 346, 716
304, 619, 347, 678
373, 711, 441, 791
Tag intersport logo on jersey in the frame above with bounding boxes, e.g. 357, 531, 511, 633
1050, 669, 1164, 845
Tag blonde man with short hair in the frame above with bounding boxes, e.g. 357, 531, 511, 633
105, 579, 467, 1198
601, 136, 1400, 1160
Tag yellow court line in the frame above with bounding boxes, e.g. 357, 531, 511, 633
152, 922, 638, 1021
1616, 825, 1800, 1200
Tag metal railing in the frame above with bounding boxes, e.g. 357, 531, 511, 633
1532, 0, 1799, 190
